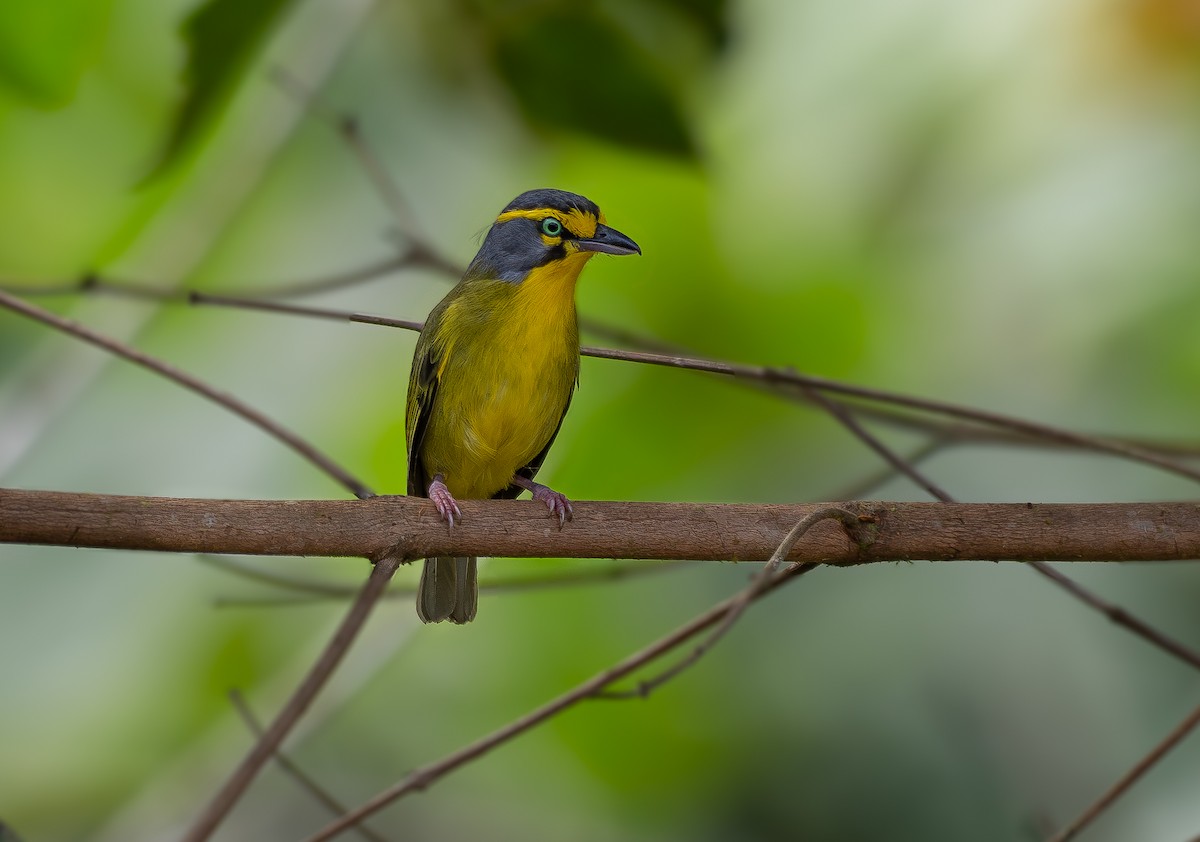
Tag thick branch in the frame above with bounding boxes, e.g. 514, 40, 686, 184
2, 488, 1197, 563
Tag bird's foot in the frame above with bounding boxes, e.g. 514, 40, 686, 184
427, 475, 462, 527
532, 485, 573, 526
509, 476, 573, 527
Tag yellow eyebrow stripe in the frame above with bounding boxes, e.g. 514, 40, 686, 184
494, 207, 598, 238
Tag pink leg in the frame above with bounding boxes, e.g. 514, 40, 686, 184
511, 476, 573, 526
427, 474, 463, 527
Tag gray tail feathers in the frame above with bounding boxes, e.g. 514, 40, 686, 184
417, 556, 478, 624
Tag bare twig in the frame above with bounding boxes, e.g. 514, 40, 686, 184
0, 252, 421, 304
182, 554, 402, 842
237, 252, 428, 297
302, 555, 820, 841
190, 292, 422, 330
0, 273, 180, 299
209, 558, 689, 607
227, 690, 391, 842
180, 293, 1200, 488
268, 67, 462, 279
205, 253, 421, 298
583, 348, 1200, 487
1047, 699, 1200, 842
793, 387, 1200, 835
268, 67, 416, 234
0, 255, 417, 301
791, 387, 1200, 674
1026, 563, 1200, 671
197, 555, 363, 599
825, 436, 950, 501
597, 507, 862, 699
9, 279, 1200, 464
800, 385, 956, 501
0, 291, 373, 500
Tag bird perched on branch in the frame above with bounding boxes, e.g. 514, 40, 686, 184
405, 189, 641, 623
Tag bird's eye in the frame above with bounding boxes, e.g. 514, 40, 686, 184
540, 218, 563, 237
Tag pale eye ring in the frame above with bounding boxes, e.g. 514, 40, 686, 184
540, 218, 563, 237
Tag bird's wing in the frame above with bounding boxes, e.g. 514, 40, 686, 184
494, 389, 574, 500
406, 339, 440, 498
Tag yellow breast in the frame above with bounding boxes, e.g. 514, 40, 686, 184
419, 253, 589, 499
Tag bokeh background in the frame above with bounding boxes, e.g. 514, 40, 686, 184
2, 0, 1200, 839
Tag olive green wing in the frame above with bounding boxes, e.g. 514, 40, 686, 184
405, 335, 440, 498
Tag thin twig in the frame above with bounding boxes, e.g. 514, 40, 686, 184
0, 255, 418, 301
597, 507, 861, 699
197, 555, 364, 599
191, 292, 422, 331
825, 436, 950, 501
200, 253, 426, 298
268, 67, 417, 233
0, 273, 180, 298
800, 385, 956, 500
0, 290, 373, 500
268, 67, 463, 279
584, 348, 1200, 487
1047, 699, 1200, 842
793, 375, 1200, 673
181, 555, 401, 842
180, 293, 1200, 488
1026, 563, 1200, 671
795, 382, 1200, 838
9, 278, 1200, 462
227, 690, 391, 842
302, 555, 822, 841
210, 559, 690, 607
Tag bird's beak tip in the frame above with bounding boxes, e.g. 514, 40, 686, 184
577, 223, 641, 257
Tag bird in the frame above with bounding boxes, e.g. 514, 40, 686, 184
405, 188, 641, 623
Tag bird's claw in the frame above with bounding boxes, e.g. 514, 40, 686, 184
532, 485, 573, 527
428, 477, 462, 528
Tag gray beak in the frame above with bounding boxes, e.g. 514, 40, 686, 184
576, 223, 641, 256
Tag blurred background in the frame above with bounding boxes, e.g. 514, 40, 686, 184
2, 0, 1200, 839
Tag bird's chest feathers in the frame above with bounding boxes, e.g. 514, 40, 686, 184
433, 259, 584, 491
500, 257, 584, 358
479, 261, 581, 426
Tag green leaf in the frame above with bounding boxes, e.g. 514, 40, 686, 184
145, 0, 297, 182
0, 0, 115, 107
650, 0, 730, 49
491, 9, 694, 157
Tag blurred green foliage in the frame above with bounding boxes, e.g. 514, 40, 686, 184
0, 0, 115, 106
487, 6, 697, 156
3, 1, 1200, 841
147, 0, 298, 179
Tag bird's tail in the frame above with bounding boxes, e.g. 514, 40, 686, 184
417, 556, 478, 624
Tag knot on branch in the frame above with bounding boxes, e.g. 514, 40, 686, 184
832, 501, 883, 564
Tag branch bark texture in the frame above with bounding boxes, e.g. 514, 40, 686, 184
2, 489, 1197, 564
